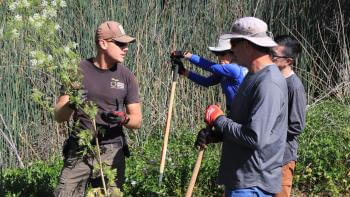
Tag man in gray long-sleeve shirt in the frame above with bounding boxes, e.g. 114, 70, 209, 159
272, 35, 307, 197
196, 17, 288, 196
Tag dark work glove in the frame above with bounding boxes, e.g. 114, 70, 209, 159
101, 111, 130, 125
194, 128, 211, 149
170, 50, 186, 58
171, 58, 186, 75
194, 127, 223, 149
68, 89, 88, 110
210, 128, 224, 143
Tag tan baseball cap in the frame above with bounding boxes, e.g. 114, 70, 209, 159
96, 21, 135, 43
222, 17, 277, 47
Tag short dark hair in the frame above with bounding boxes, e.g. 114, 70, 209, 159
274, 35, 302, 59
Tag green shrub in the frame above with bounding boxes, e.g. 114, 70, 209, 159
295, 100, 350, 195
124, 129, 223, 196
0, 157, 63, 197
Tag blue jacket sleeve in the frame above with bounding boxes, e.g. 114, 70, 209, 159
189, 55, 244, 80
189, 54, 216, 72
210, 64, 243, 79
188, 71, 221, 87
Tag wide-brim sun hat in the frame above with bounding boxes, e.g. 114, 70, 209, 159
223, 17, 277, 48
208, 35, 231, 52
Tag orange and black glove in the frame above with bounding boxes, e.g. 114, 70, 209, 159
102, 111, 130, 126
204, 104, 224, 127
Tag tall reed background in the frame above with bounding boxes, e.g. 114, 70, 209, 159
0, 0, 349, 168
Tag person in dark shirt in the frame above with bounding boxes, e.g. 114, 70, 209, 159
196, 17, 288, 196
171, 35, 247, 113
54, 21, 142, 197
272, 35, 307, 197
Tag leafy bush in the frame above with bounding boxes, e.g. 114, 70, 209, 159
0, 130, 222, 197
294, 100, 350, 195
124, 129, 223, 196
0, 157, 63, 197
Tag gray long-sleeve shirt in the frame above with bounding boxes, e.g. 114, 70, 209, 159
283, 74, 306, 165
214, 65, 288, 194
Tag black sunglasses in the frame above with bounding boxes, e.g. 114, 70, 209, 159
272, 55, 292, 60
109, 40, 128, 48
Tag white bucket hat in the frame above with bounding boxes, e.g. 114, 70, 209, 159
208, 35, 231, 52
222, 17, 277, 47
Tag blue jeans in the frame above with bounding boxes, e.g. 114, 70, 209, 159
225, 187, 274, 197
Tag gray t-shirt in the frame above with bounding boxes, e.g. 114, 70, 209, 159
283, 73, 306, 165
214, 64, 288, 194
68, 58, 140, 144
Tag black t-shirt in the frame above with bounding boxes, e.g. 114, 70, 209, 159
63, 58, 140, 144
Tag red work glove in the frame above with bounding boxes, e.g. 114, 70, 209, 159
204, 105, 224, 127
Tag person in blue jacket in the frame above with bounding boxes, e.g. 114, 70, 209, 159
171, 35, 247, 113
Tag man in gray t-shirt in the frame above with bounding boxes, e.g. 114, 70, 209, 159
272, 35, 307, 197
54, 21, 142, 197
196, 17, 288, 196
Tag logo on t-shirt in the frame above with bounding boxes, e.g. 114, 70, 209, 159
111, 78, 125, 89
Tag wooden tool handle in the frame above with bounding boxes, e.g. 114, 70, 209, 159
159, 81, 177, 185
185, 148, 205, 197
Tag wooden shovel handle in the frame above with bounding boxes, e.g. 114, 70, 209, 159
185, 148, 205, 197
159, 81, 177, 184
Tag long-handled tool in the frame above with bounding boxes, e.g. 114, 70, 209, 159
185, 147, 205, 197
159, 61, 179, 185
